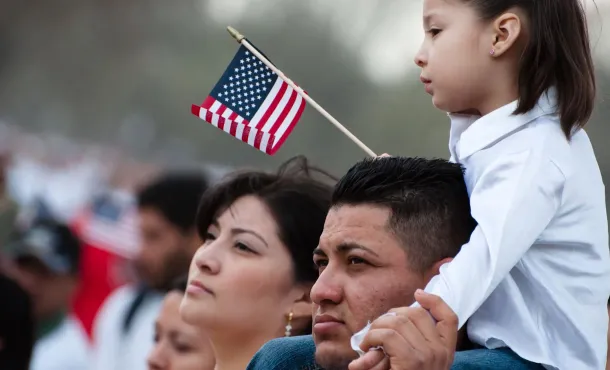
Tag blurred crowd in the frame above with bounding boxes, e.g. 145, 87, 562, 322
0, 124, 609, 370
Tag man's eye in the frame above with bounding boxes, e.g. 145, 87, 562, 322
429, 28, 441, 36
348, 257, 367, 265
314, 259, 328, 268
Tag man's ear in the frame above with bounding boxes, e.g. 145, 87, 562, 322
423, 257, 454, 284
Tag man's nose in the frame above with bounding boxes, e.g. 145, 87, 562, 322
310, 267, 342, 305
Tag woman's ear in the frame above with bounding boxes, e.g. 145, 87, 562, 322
289, 283, 314, 322
292, 283, 313, 319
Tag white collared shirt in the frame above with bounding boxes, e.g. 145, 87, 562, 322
421, 90, 610, 369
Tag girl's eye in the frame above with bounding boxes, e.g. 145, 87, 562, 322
204, 232, 216, 241
429, 28, 441, 37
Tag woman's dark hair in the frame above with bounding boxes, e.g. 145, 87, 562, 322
196, 156, 335, 284
463, 0, 596, 139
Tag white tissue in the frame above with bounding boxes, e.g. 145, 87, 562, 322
350, 312, 397, 357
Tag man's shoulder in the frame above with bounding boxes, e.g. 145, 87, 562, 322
247, 335, 323, 370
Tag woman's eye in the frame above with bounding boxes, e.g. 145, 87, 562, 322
204, 232, 216, 241
174, 343, 193, 353
234, 242, 254, 253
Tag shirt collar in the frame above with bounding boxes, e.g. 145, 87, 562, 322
447, 88, 558, 160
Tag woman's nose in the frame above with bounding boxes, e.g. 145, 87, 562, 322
147, 342, 167, 370
193, 243, 221, 275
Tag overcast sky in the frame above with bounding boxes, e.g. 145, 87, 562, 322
202, 0, 610, 85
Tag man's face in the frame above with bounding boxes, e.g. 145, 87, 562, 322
12, 257, 76, 319
311, 205, 427, 370
135, 207, 197, 290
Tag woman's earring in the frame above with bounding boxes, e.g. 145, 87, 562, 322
490, 48, 496, 56
285, 311, 293, 337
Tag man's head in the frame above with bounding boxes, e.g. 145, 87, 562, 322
135, 173, 208, 291
7, 219, 81, 320
311, 157, 476, 369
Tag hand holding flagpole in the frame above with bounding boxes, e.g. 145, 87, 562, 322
227, 26, 377, 158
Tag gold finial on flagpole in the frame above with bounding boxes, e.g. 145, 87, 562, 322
227, 26, 245, 43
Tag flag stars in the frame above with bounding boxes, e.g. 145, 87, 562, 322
257, 95, 262, 100
241, 66, 245, 70
240, 59, 245, 64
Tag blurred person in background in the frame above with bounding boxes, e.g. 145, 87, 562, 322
0, 272, 35, 370
6, 219, 88, 370
0, 153, 18, 252
90, 172, 209, 370
180, 157, 334, 370
147, 275, 215, 370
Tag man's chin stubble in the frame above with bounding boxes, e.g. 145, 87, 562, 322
315, 351, 357, 370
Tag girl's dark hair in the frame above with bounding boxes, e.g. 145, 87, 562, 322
464, 0, 596, 139
196, 156, 335, 284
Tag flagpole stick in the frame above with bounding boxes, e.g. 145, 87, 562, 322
227, 26, 377, 158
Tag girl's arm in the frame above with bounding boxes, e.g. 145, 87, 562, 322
420, 148, 565, 328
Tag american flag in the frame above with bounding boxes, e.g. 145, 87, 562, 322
191, 43, 306, 155
72, 191, 140, 259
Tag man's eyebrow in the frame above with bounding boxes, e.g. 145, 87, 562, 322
336, 242, 380, 257
313, 247, 326, 256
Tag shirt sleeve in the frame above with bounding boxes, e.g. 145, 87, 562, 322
418, 149, 565, 328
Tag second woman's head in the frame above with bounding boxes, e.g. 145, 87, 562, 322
180, 157, 334, 339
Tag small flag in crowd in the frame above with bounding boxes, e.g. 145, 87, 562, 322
191, 43, 306, 155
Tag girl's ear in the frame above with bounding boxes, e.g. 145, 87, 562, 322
490, 12, 523, 57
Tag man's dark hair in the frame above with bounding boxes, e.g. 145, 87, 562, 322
197, 156, 335, 285
462, 0, 595, 139
137, 173, 209, 233
332, 157, 477, 273
171, 275, 188, 293
0, 273, 34, 370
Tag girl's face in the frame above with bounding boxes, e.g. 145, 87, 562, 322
180, 195, 301, 337
414, 0, 495, 114
147, 292, 215, 370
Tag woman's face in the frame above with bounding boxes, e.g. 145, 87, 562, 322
147, 292, 215, 370
181, 195, 298, 336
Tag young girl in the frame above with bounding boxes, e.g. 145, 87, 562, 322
358, 0, 610, 369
